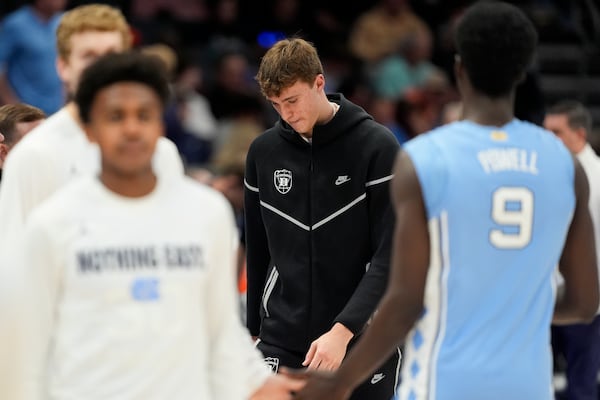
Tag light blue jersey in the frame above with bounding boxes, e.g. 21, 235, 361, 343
399, 119, 575, 400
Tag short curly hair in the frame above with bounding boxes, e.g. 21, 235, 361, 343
455, 1, 538, 97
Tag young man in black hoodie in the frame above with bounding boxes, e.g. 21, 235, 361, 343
244, 37, 401, 399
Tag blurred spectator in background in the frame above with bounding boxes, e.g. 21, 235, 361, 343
209, 163, 246, 277
130, 0, 210, 46
371, 27, 448, 100
210, 96, 264, 173
0, 103, 46, 176
172, 49, 219, 162
348, 0, 429, 65
440, 100, 463, 125
335, 68, 372, 111
0, 0, 66, 115
308, 0, 368, 60
142, 43, 217, 166
207, 0, 255, 47
206, 50, 263, 121
368, 97, 407, 145
140, 43, 178, 80
254, 0, 306, 43
397, 78, 455, 135
425, 1, 470, 83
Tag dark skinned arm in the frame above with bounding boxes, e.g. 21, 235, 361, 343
553, 157, 599, 324
287, 150, 430, 399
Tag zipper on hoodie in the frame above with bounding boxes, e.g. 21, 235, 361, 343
307, 144, 314, 343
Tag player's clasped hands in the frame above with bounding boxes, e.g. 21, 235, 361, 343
249, 374, 306, 400
280, 367, 352, 400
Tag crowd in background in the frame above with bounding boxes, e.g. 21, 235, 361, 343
2, 0, 600, 398
2, 0, 599, 181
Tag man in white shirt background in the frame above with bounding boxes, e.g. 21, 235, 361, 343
545, 100, 600, 400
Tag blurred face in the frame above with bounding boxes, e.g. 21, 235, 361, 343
268, 75, 324, 136
215, 0, 238, 23
219, 54, 248, 91
35, 0, 67, 15
57, 31, 125, 96
406, 31, 432, 64
543, 113, 585, 153
176, 65, 202, 92
84, 82, 164, 177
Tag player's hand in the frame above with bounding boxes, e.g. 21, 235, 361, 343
249, 373, 305, 400
280, 367, 351, 400
302, 323, 353, 370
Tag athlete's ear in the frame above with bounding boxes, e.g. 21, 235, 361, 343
314, 74, 325, 91
574, 126, 588, 142
56, 56, 69, 88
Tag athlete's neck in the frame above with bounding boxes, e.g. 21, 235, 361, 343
100, 167, 157, 198
462, 91, 515, 127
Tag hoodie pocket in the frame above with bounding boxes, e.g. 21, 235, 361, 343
262, 266, 279, 318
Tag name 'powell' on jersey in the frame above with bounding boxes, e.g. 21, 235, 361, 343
477, 147, 538, 175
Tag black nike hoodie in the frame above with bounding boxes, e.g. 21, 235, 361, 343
244, 93, 400, 353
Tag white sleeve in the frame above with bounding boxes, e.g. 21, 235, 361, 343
0, 144, 61, 247
153, 137, 184, 178
0, 145, 62, 400
2, 212, 62, 400
206, 198, 271, 400
0, 250, 38, 400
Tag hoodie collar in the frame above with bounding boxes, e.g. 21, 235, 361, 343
277, 93, 372, 147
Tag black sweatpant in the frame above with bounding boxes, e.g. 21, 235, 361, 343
257, 339, 401, 399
